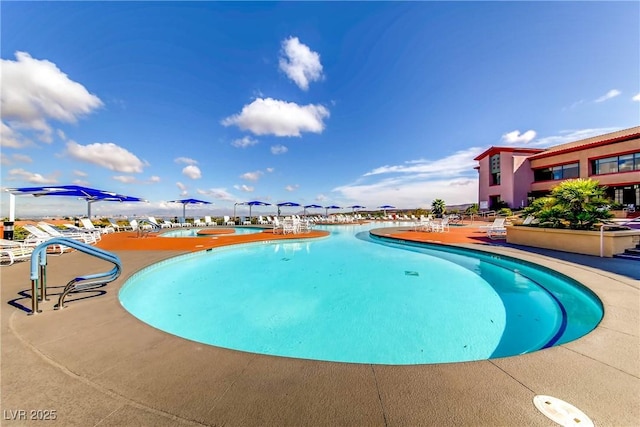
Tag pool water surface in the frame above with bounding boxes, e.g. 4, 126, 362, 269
120, 223, 603, 365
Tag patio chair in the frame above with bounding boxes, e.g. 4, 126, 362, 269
0, 239, 34, 266
108, 218, 131, 232
20, 225, 70, 254
224, 216, 235, 226
37, 222, 97, 245
204, 216, 217, 226
149, 216, 170, 229
487, 226, 508, 240
78, 218, 109, 239
479, 217, 506, 230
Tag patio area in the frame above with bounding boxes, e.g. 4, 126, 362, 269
1, 224, 638, 426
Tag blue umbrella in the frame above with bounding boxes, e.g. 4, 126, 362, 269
324, 205, 341, 216
277, 201, 301, 217
167, 198, 212, 218
6, 185, 147, 219
245, 200, 271, 222
378, 204, 396, 215
303, 204, 323, 216
348, 205, 366, 213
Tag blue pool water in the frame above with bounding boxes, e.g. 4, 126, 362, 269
119, 222, 603, 365
160, 227, 263, 237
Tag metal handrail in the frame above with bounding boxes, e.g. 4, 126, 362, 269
29, 237, 121, 315
599, 217, 640, 258
135, 218, 161, 237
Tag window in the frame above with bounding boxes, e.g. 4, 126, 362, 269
592, 152, 640, 175
533, 162, 579, 181
618, 155, 634, 172
489, 154, 500, 185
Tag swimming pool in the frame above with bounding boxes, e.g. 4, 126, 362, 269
160, 227, 264, 237
120, 222, 603, 365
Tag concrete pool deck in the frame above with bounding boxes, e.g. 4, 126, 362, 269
1, 224, 638, 426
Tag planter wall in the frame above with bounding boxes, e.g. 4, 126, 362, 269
506, 225, 640, 257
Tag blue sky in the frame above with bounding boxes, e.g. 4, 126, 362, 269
2, 1, 639, 218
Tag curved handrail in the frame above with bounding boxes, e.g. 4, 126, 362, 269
28, 237, 121, 314
134, 218, 161, 237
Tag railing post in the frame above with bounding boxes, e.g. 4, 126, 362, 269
39, 263, 48, 301
29, 279, 40, 315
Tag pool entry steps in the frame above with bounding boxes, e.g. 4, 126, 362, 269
28, 237, 122, 315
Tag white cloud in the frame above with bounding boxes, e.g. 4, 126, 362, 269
529, 127, 621, 147
0, 121, 26, 148
285, 184, 299, 192
364, 148, 482, 178
241, 170, 263, 181
633, 93, 640, 102
1, 51, 103, 142
279, 36, 324, 91
332, 149, 483, 208
594, 89, 621, 103
176, 182, 188, 196
10, 153, 32, 164
234, 184, 254, 192
333, 176, 478, 210
174, 157, 198, 165
501, 130, 537, 145
149, 175, 161, 183
182, 165, 202, 179
271, 144, 288, 154
73, 170, 87, 177
197, 187, 235, 202
7, 168, 58, 184
113, 175, 136, 183
231, 136, 259, 148
266, 167, 275, 173
221, 98, 329, 137
66, 141, 145, 173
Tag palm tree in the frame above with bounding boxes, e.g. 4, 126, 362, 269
523, 178, 612, 229
431, 199, 446, 218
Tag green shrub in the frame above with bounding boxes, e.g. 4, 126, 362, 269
522, 178, 612, 230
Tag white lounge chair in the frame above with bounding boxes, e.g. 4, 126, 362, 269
37, 222, 97, 244
0, 239, 34, 266
224, 216, 235, 226
479, 217, 506, 230
204, 216, 217, 226
108, 218, 131, 231
78, 218, 107, 240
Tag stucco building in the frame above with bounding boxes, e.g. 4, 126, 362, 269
474, 126, 640, 211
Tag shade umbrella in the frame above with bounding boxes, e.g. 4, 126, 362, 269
5, 185, 147, 219
348, 205, 366, 213
245, 200, 271, 223
167, 198, 212, 219
378, 204, 396, 216
303, 204, 323, 216
277, 201, 301, 217
324, 205, 341, 216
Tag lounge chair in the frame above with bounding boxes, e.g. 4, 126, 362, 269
204, 216, 217, 226
78, 218, 108, 240
224, 216, 235, 226
20, 225, 69, 254
487, 226, 508, 239
479, 217, 506, 230
0, 239, 34, 266
37, 222, 97, 244
108, 218, 131, 232
521, 215, 535, 226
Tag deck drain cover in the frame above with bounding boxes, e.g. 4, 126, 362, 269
533, 395, 593, 427
405, 271, 419, 276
